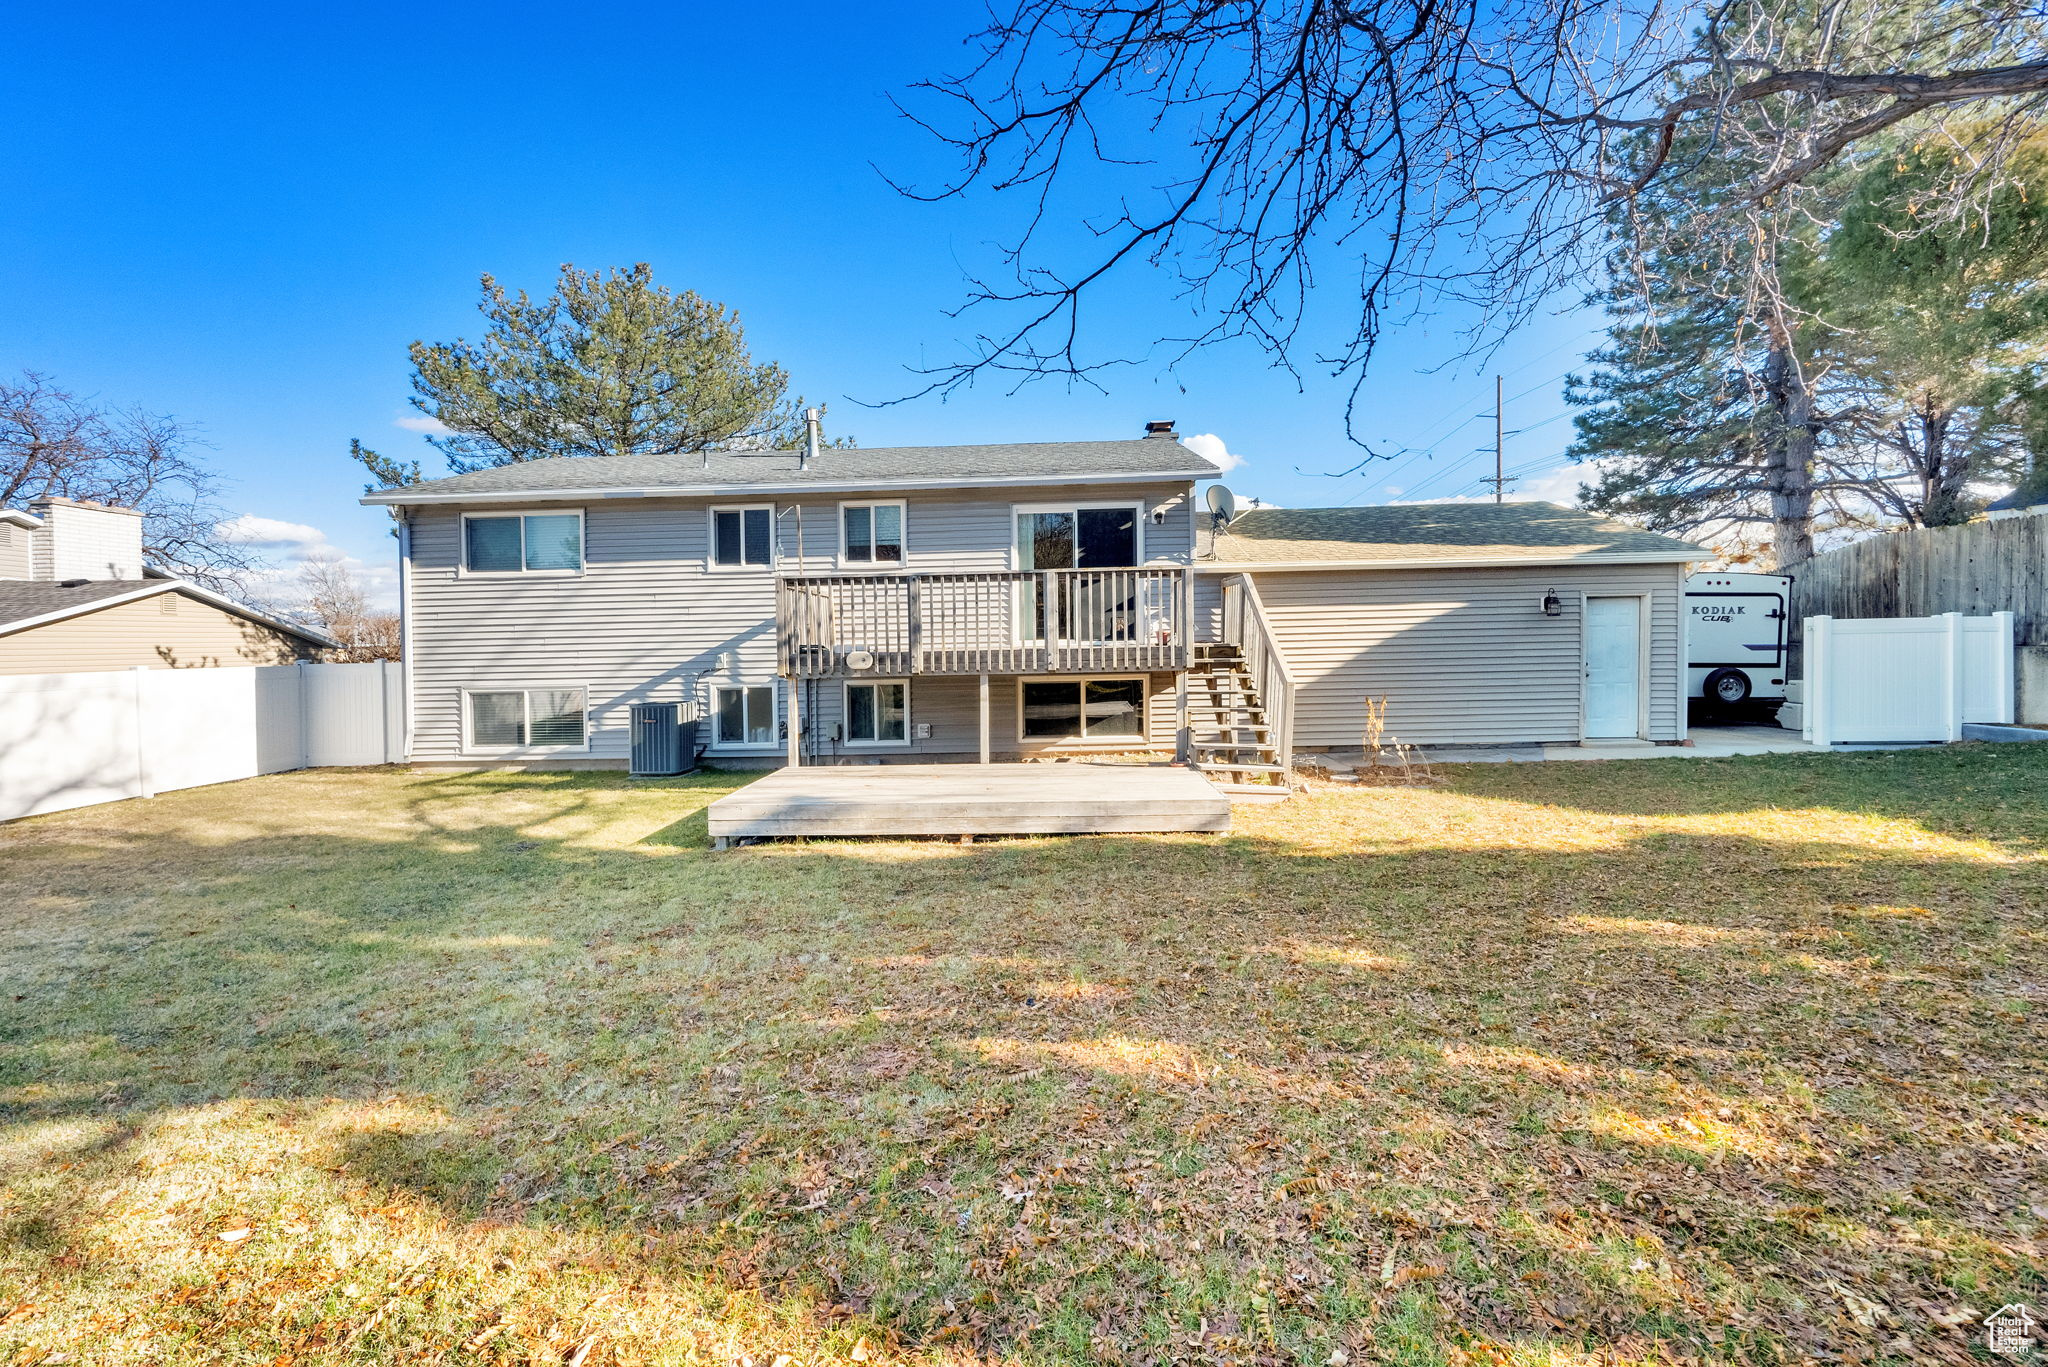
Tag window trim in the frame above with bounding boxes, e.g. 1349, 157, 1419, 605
1008, 501, 1147, 570
708, 680, 782, 750
837, 499, 908, 570
460, 684, 591, 755
1014, 674, 1151, 745
458, 509, 586, 578
707, 504, 777, 571
841, 677, 912, 748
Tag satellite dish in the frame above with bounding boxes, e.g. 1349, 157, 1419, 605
844, 649, 876, 671
1206, 484, 1239, 527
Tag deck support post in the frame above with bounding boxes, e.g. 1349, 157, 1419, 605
786, 680, 802, 768
1175, 669, 1190, 764
978, 672, 991, 764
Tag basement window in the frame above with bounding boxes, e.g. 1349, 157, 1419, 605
1018, 677, 1146, 741
844, 680, 909, 745
713, 684, 778, 746
466, 687, 588, 750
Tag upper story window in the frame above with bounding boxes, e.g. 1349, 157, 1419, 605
712, 506, 774, 568
463, 511, 583, 573
840, 501, 905, 568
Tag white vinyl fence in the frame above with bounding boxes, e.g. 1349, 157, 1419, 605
0, 661, 403, 823
1803, 612, 2014, 745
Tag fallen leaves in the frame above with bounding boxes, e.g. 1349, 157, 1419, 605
4, 753, 2045, 1363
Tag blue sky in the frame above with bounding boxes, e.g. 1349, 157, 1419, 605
1, 1, 1602, 602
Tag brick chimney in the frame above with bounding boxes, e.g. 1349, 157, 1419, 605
27, 497, 146, 581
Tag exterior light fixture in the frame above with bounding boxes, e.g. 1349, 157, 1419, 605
1542, 590, 1563, 617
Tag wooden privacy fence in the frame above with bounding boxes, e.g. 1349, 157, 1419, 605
0, 661, 404, 823
1788, 513, 2048, 651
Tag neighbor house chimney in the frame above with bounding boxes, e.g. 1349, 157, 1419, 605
1144, 419, 1176, 438
27, 497, 145, 581
0, 511, 40, 581
803, 407, 823, 469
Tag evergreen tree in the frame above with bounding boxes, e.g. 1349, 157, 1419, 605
1817, 136, 2048, 524
1566, 126, 1834, 567
353, 264, 823, 487
1570, 124, 2048, 561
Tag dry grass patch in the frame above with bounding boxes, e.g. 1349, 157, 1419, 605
1, 750, 2044, 1365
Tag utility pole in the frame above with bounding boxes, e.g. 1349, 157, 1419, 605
1495, 374, 1503, 504
1481, 374, 1512, 503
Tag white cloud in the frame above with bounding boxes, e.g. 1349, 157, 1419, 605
217, 514, 328, 549
1510, 462, 1601, 504
1387, 459, 1609, 507
217, 514, 399, 612
1182, 432, 1245, 473
395, 413, 452, 434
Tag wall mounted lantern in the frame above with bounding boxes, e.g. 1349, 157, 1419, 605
1542, 590, 1564, 617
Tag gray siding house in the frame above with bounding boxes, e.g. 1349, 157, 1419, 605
365, 429, 1705, 772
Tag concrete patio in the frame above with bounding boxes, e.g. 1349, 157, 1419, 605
1309, 724, 1944, 770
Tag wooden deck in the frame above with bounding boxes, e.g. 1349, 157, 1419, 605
706, 762, 1232, 842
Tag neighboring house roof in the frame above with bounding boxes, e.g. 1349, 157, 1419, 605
0, 510, 40, 530
0, 578, 340, 648
1198, 502, 1709, 569
1986, 487, 2047, 512
360, 438, 1217, 505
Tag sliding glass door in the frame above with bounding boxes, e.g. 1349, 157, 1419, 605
1015, 505, 1141, 644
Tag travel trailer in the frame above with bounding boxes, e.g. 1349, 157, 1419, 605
1686, 571, 1790, 720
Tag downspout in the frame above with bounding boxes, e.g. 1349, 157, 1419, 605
398, 511, 415, 763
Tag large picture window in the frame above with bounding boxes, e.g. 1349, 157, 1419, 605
712, 506, 774, 568
1018, 677, 1146, 741
466, 687, 587, 749
713, 684, 777, 746
844, 680, 908, 744
840, 501, 905, 566
463, 512, 583, 573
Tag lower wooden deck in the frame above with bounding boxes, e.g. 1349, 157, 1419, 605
706, 762, 1232, 842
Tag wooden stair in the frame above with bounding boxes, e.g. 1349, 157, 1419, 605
1184, 644, 1291, 795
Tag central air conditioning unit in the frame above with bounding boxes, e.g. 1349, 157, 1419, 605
843, 649, 876, 671
629, 702, 698, 776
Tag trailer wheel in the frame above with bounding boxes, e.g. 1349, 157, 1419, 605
1704, 668, 1751, 706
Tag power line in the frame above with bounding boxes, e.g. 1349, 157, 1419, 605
1341, 357, 1591, 505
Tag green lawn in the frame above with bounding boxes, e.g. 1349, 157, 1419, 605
1, 748, 2043, 1365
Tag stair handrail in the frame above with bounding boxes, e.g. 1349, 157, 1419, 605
1220, 572, 1296, 781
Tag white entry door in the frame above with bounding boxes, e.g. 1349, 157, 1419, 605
1583, 596, 1643, 738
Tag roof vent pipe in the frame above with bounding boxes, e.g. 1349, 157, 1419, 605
803, 407, 823, 469
1144, 419, 1175, 438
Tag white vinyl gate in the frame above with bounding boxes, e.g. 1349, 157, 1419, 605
1802, 613, 2014, 745
0, 661, 404, 824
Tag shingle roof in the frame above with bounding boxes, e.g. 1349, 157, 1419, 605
1202, 502, 1708, 565
361, 438, 1216, 504
0, 579, 157, 626
0, 578, 337, 646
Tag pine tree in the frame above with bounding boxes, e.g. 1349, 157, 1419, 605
1816, 135, 2048, 524
1566, 125, 1832, 567
377, 264, 815, 478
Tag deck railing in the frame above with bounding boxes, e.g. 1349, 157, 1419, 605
778, 568, 1193, 677
1218, 571, 1297, 777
